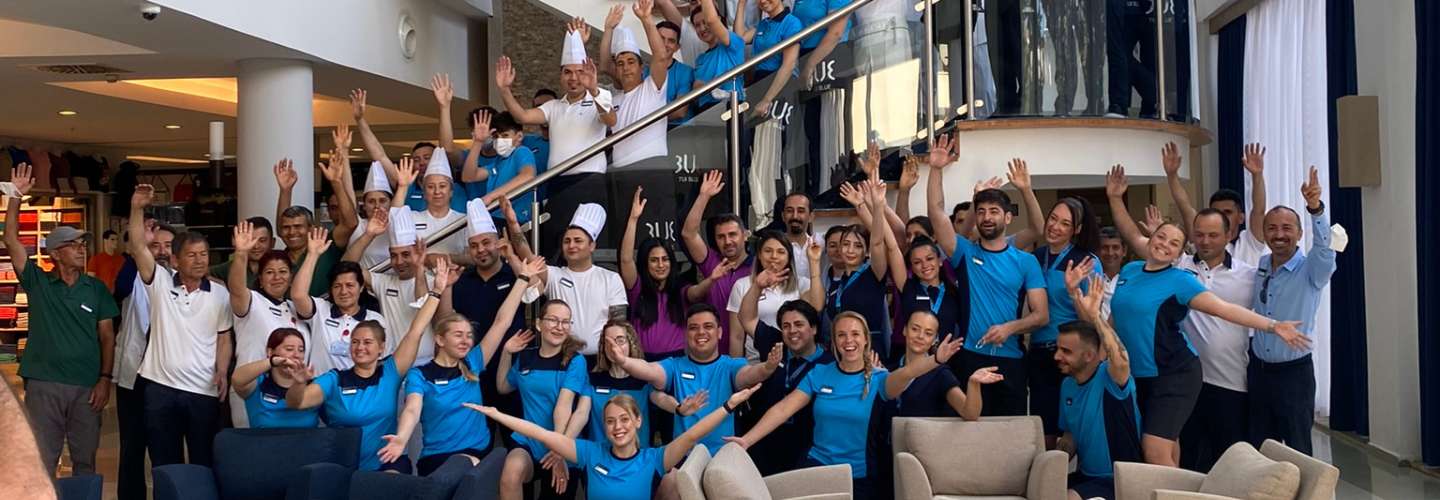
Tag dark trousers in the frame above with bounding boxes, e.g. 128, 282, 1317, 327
1248, 352, 1315, 455
986, 0, 1024, 116
1104, 1, 1158, 115
1179, 383, 1248, 472
1048, 0, 1107, 115
144, 381, 219, 467
542, 173, 609, 257
952, 349, 1028, 416
116, 378, 148, 500
1026, 343, 1064, 435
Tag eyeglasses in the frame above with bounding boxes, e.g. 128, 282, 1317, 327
542, 317, 573, 328
1260, 275, 1272, 305
53, 240, 83, 252
608, 337, 629, 346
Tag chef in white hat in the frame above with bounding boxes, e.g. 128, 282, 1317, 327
505, 202, 627, 362
400, 148, 471, 260
342, 161, 396, 269
493, 18, 615, 252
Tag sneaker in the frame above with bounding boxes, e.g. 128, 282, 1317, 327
1103, 112, 1127, 118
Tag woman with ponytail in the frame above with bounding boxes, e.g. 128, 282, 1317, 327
230, 328, 318, 428
723, 312, 965, 499
379, 256, 544, 476
495, 299, 592, 500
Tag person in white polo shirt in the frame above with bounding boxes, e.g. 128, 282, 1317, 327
344, 207, 437, 365
599, 4, 676, 238
291, 227, 387, 375
1163, 141, 1270, 267
128, 184, 233, 469
225, 219, 308, 428
401, 150, 469, 260
113, 219, 174, 500
506, 203, 627, 368
496, 28, 613, 254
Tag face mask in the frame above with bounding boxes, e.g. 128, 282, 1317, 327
495, 137, 516, 158
481, 137, 494, 150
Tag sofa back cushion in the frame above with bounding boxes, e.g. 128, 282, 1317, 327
702, 443, 773, 500
674, 445, 712, 500
1200, 442, 1302, 500
214, 428, 355, 500
905, 418, 1036, 496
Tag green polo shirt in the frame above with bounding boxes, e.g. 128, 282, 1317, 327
293, 246, 344, 297
209, 259, 258, 288
17, 263, 121, 387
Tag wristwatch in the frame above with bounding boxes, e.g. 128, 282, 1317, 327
99, 373, 113, 380
428, 291, 443, 300
517, 274, 531, 282
722, 401, 736, 414
1266, 319, 1278, 333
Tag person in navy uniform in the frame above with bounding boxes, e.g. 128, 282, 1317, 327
1054, 263, 1144, 500
891, 310, 1003, 419
737, 300, 834, 474
230, 328, 318, 429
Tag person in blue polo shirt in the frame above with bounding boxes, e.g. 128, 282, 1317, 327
736, 0, 802, 118
583, 321, 655, 447
380, 257, 541, 476
690, 0, 745, 109
1055, 268, 1143, 500
230, 328, 319, 429
462, 110, 536, 225
1026, 196, 1101, 448
467, 386, 760, 500
1104, 165, 1307, 467
283, 264, 442, 474
925, 134, 1050, 417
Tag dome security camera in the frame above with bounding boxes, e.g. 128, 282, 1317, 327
140, 4, 161, 21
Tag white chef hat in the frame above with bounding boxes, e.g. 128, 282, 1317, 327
611, 26, 640, 58
570, 203, 606, 241
389, 207, 417, 248
561, 29, 587, 66
466, 198, 498, 236
423, 148, 452, 180
363, 161, 392, 195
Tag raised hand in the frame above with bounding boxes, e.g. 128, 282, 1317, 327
10, 163, 35, 196
1301, 166, 1323, 210
233, 220, 258, 255
763, 344, 783, 372
1273, 321, 1312, 352
805, 235, 822, 263
860, 141, 881, 175
504, 330, 535, 353
396, 156, 420, 187
899, 156, 920, 191
973, 176, 1003, 195
1242, 143, 1266, 175
1067, 272, 1104, 324
866, 176, 887, 208
350, 89, 367, 121
132, 184, 156, 209
499, 196, 518, 224
431, 74, 453, 106
581, 58, 600, 94
969, 366, 1004, 385
306, 226, 332, 255
838, 182, 864, 207
412, 237, 429, 269
495, 56, 516, 91
1006, 158, 1031, 191
633, 0, 654, 18
605, 4, 625, 29
569, 17, 590, 43
677, 391, 708, 416
273, 158, 298, 190
728, 383, 761, 407
523, 256, 547, 282
1162, 141, 1182, 176
630, 187, 647, 220
333, 123, 353, 151
318, 149, 346, 184
1105, 165, 1128, 199
755, 268, 788, 289
708, 257, 737, 280
699, 170, 725, 198
432, 256, 453, 286
935, 334, 964, 364
929, 133, 958, 169
1063, 257, 1096, 293
1139, 205, 1163, 235
377, 435, 407, 464
365, 208, 389, 236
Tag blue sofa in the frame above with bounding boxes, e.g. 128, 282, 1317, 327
152, 427, 361, 500
55, 474, 103, 500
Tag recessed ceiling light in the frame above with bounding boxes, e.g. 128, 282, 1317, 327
401, 152, 411, 157
57, 110, 77, 116
164, 124, 181, 129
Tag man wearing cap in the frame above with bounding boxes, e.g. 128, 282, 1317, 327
441, 199, 529, 418
3, 164, 119, 478
344, 207, 437, 364
399, 148, 470, 260
599, 1, 679, 240
496, 24, 614, 253
274, 158, 352, 297
506, 202, 627, 366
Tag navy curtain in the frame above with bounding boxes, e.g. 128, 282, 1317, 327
1418, 0, 1440, 466
1217, 16, 1247, 197
1326, 0, 1369, 438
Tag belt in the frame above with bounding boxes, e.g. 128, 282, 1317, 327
1249, 350, 1312, 370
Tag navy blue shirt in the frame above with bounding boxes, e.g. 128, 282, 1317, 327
452, 265, 528, 415
1059, 362, 1143, 478
1031, 245, 1097, 344
897, 279, 964, 343
825, 264, 890, 342
658, 355, 748, 451
316, 357, 405, 471
949, 238, 1046, 358
584, 371, 654, 447
574, 440, 666, 500
508, 348, 588, 458
245, 373, 320, 429
1109, 262, 1204, 378
895, 363, 959, 418
405, 347, 492, 457
798, 363, 891, 478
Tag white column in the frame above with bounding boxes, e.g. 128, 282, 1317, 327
237, 58, 314, 221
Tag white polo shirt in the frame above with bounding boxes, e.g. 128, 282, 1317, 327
540, 90, 613, 176
1100, 271, 1119, 322
726, 275, 812, 361
611, 77, 669, 168
300, 297, 385, 376
138, 265, 235, 397
413, 208, 469, 258
1176, 252, 1257, 393
1227, 230, 1270, 269
534, 264, 627, 356
370, 271, 435, 365
788, 232, 824, 280
114, 272, 150, 391
233, 291, 309, 366
348, 224, 392, 270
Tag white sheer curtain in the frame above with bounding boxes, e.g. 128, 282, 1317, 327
1242, 0, 1332, 414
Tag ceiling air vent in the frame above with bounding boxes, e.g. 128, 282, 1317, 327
23, 63, 131, 75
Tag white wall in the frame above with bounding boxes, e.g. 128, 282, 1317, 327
152, 0, 476, 99
1355, 0, 1421, 461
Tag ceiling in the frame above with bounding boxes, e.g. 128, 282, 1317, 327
0, 5, 481, 167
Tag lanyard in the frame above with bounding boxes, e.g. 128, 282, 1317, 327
918, 282, 945, 315
1041, 244, 1073, 273
832, 263, 871, 309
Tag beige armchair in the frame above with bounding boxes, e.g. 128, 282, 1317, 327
1115, 440, 1339, 500
893, 416, 1069, 500
672, 443, 853, 500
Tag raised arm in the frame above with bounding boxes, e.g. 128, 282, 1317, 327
605, 336, 669, 390
1160, 142, 1198, 235
432, 74, 461, 163
1299, 166, 1338, 286
598, 6, 623, 81
736, 273, 768, 339
664, 384, 760, 468
683, 171, 724, 263
1243, 143, 1267, 243
696, 0, 733, 46
883, 206, 909, 291
477, 257, 545, 367
461, 111, 492, 184
495, 57, 549, 125
231, 358, 278, 400
1066, 259, 1130, 385
1005, 159, 1045, 250
736, 344, 783, 387
467, 404, 579, 464
885, 334, 963, 399
866, 176, 891, 280
1105, 165, 1151, 261
3, 164, 34, 275
273, 159, 296, 226
620, 188, 645, 290
1189, 292, 1308, 352
801, 238, 825, 309
927, 134, 960, 257
498, 197, 535, 261
392, 263, 448, 374
228, 221, 259, 316
342, 209, 387, 264
325, 128, 360, 246
351, 89, 400, 185
495, 331, 536, 395
895, 157, 919, 227
289, 227, 331, 320
128, 185, 158, 284
726, 388, 811, 450
638, 1, 672, 90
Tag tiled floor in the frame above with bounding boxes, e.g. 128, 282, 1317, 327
7, 362, 1440, 499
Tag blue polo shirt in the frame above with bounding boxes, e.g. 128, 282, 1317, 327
404, 347, 492, 457
508, 347, 588, 458
245, 373, 321, 429
1059, 362, 1143, 478
1031, 245, 1098, 344
584, 371, 654, 447
519, 135, 550, 199
451, 265, 528, 417
754, 9, 803, 73
798, 363, 890, 478
694, 31, 747, 107
316, 357, 405, 471
793, 0, 852, 49
657, 355, 749, 451
949, 237, 1046, 358
403, 178, 469, 214
644, 62, 696, 124
1109, 262, 1204, 378
1251, 210, 1336, 362
574, 440, 666, 500
463, 147, 535, 224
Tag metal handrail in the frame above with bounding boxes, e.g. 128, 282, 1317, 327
371, 0, 877, 272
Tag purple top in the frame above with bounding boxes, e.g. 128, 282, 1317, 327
627, 280, 692, 355
699, 251, 754, 350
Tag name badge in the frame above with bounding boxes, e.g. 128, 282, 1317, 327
262, 394, 280, 404
269, 307, 284, 317
330, 340, 350, 357
972, 258, 984, 266
80, 303, 93, 313
520, 369, 532, 376
385, 289, 400, 297
416, 223, 428, 230
915, 295, 930, 301
342, 387, 359, 395
819, 386, 834, 394
594, 465, 609, 475
581, 101, 594, 107
497, 283, 512, 291
1117, 279, 1127, 286
560, 278, 575, 288
325, 319, 342, 328
595, 387, 612, 394
1065, 397, 1073, 406
436, 379, 450, 386
680, 372, 696, 380
1257, 269, 1269, 277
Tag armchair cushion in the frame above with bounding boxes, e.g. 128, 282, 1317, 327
1025, 450, 1069, 500
213, 428, 361, 500
452, 448, 507, 500
1155, 490, 1242, 500
1258, 440, 1339, 500
895, 452, 934, 500
1199, 443, 1300, 500
349, 471, 424, 500
702, 443, 773, 500
763, 464, 852, 500
152, 464, 219, 500
55, 474, 104, 500
287, 463, 351, 500
674, 445, 712, 500
1113, 462, 1207, 500
906, 418, 1036, 496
